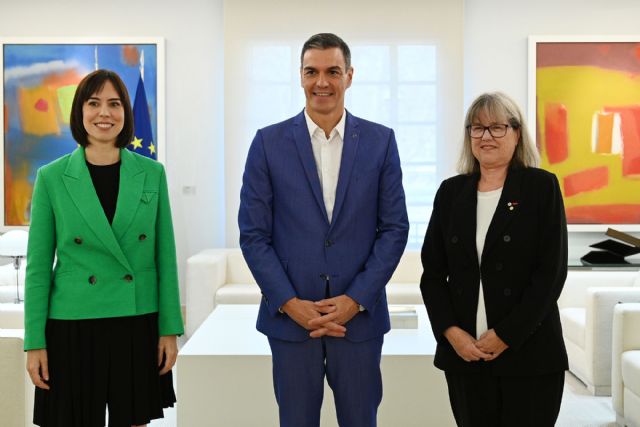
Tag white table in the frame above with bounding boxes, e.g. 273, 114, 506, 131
177, 305, 455, 426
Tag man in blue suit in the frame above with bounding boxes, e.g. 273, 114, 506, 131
239, 33, 409, 427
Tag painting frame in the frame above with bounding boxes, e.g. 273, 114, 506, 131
528, 35, 640, 232
0, 37, 166, 230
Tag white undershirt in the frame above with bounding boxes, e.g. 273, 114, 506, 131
475, 187, 502, 339
304, 110, 345, 223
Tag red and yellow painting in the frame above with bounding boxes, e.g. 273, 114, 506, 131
536, 41, 640, 224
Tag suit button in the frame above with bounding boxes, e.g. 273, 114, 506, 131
451, 236, 459, 244
74, 237, 82, 245
88, 275, 97, 285
139, 234, 147, 241
124, 274, 133, 282
456, 287, 463, 295
503, 288, 511, 296
496, 262, 503, 271
325, 240, 333, 247
503, 235, 511, 242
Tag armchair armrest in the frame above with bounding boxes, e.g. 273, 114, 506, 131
612, 303, 640, 415
0, 329, 33, 427
185, 249, 228, 337
585, 287, 640, 387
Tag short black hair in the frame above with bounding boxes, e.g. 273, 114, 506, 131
300, 33, 351, 70
69, 69, 134, 148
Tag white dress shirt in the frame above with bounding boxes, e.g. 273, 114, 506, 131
304, 109, 346, 223
475, 187, 502, 339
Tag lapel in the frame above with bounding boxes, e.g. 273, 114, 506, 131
62, 148, 132, 271
482, 167, 524, 262
329, 111, 359, 229
293, 111, 329, 224
111, 148, 145, 242
450, 173, 480, 264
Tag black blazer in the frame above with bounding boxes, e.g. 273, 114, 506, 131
420, 167, 569, 375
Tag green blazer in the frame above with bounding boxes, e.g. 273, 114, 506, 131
24, 148, 184, 350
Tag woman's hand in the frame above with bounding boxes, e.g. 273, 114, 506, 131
444, 326, 492, 362
475, 329, 509, 361
158, 335, 178, 375
26, 349, 50, 390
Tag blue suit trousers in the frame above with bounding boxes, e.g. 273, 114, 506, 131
268, 336, 384, 427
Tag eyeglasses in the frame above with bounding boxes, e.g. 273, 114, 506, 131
466, 124, 512, 138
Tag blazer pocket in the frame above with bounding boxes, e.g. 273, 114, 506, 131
141, 191, 157, 204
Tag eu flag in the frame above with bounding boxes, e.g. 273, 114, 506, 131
129, 74, 156, 160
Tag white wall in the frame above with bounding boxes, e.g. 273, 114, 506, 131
0, 0, 226, 300
464, 0, 640, 106
464, 0, 640, 258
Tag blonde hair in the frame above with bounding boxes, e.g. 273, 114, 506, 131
457, 92, 540, 174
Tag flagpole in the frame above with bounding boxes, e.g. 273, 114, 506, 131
140, 50, 145, 82
94, 45, 98, 70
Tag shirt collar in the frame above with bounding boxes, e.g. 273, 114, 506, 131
304, 109, 346, 141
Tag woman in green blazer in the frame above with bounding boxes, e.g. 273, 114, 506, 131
24, 69, 183, 427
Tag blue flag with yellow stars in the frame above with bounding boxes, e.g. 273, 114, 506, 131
129, 74, 156, 160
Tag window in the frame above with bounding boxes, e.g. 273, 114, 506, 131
248, 44, 438, 249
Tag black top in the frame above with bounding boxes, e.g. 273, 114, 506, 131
86, 161, 121, 224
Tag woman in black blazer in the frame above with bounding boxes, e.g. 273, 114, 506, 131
420, 92, 568, 427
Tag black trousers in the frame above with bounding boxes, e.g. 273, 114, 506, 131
444, 370, 565, 427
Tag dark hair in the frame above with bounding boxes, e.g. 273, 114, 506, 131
69, 69, 134, 148
300, 33, 351, 70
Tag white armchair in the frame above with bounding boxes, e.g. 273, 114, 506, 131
612, 302, 640, 427
558, 270, 640, 395
185, 249, 422, 337
185, 249, 253, 336
0, 304, 35, 427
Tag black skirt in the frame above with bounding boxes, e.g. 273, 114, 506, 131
34, 313, 176, 427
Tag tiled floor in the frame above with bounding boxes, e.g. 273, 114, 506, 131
557, 372, 617, 427
150, 370, 617, 426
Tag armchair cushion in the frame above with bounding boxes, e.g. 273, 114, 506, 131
622, 351, 640, 395
226, 251, 254, 283
216, 284, 261, 304
388, 251, 420, 283
386, 283, 421, 304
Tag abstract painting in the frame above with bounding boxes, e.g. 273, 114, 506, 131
1, 38, 164, 227
529, 36, 640, 230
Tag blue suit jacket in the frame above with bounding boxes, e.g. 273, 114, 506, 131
239, 110, 409, 342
